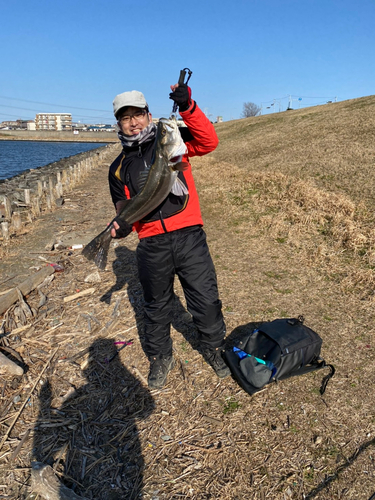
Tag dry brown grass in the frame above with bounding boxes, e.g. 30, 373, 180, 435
214, 95, 375, 209
1, 97, 375, 499
206, 96, 375, 298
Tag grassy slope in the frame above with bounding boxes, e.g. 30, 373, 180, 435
200, 96, 375, 297
214, 95, 375, 207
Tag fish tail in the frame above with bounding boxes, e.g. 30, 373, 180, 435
81, 228, 112, 270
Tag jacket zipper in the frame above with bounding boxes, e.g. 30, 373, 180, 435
159, 211, 167, 233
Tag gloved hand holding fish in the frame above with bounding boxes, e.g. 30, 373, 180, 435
82, 116, 188, 270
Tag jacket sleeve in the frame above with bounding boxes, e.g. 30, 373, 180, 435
179, 101, 219, 157
108, 154, 128, 208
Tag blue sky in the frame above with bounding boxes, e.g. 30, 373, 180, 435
1, 0, 374, 123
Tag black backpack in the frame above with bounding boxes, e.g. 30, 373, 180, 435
224, 317, 335, 395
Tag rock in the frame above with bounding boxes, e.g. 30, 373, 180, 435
45, 240, 56, 251
55, 197, 64, 207
84, 271, 101, 283
31, 462, 88, 499
314, 435, 323, 445
0, 351, 24, 376
161, 435, 172, 441
54, 240, 67, 250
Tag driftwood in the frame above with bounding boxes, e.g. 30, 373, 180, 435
0, 350, 24, 375
31, 462, 88, 500
63, 288, 95, 303
1, 221, 9, 241
0, 265, 55, 315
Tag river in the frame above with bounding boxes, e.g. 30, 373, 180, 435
0, 140, 108, 180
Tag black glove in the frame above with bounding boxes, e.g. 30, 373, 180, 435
112, 217, 132, 239
169, 83, 192, 112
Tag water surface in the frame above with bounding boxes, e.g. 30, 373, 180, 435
0, 140, 107, 180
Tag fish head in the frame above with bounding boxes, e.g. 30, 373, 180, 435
157, 117, 187, 165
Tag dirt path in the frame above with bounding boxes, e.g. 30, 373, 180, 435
0, 150, 374, 499
0, 149, 119, 289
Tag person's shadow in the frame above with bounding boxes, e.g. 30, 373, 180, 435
99, 245, 201, 356
32, 337, 155, 499
99, 246, 139, 307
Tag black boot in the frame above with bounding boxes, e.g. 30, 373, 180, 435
202, 347, 230, 379
148, 355, 175, 389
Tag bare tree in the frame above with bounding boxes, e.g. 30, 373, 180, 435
241, 102, 261, 118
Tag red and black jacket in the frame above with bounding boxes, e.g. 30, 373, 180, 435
108, 101, 218, 239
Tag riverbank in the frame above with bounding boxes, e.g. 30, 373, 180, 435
0, 143, 121, 255
0, 141, 111, 181
1, 98, 375, 498
0, 129, 118, 143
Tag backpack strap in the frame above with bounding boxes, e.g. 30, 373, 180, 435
277, 358, 335, 395
319, 363, 335, 395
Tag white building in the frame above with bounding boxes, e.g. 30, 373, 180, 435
35, 113, 72, 131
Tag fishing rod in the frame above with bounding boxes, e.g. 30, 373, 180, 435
172, 67, 193, 115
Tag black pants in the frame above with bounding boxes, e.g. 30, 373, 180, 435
136, 226, 226, 358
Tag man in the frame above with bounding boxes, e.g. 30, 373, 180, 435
108, 83, 230, 389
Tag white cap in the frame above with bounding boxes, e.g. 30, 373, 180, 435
113, 90, 148, 118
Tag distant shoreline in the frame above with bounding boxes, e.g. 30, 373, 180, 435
0, 129, 118, 143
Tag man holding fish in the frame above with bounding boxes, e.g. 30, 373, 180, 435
103, 82, 230, 388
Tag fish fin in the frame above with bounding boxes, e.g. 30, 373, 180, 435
137, 166, 150, 191
170, 160, 189, 172
171, 177, 189, 196
82, 227, 112, 270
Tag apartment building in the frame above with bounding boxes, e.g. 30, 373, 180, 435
35, 113, 72, 131
0, 119, 33, 130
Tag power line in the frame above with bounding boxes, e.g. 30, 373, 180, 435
0, 111, 115, 123
290, 94, 337, 100
261, 96, 289, 105
0, 111, 35, 120
0, 103, 72, 113
0, 95, 111, 113
260, 93, 338, 115
0, 102, 114, 123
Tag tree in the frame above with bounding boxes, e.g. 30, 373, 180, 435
241, 102, 261, 118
